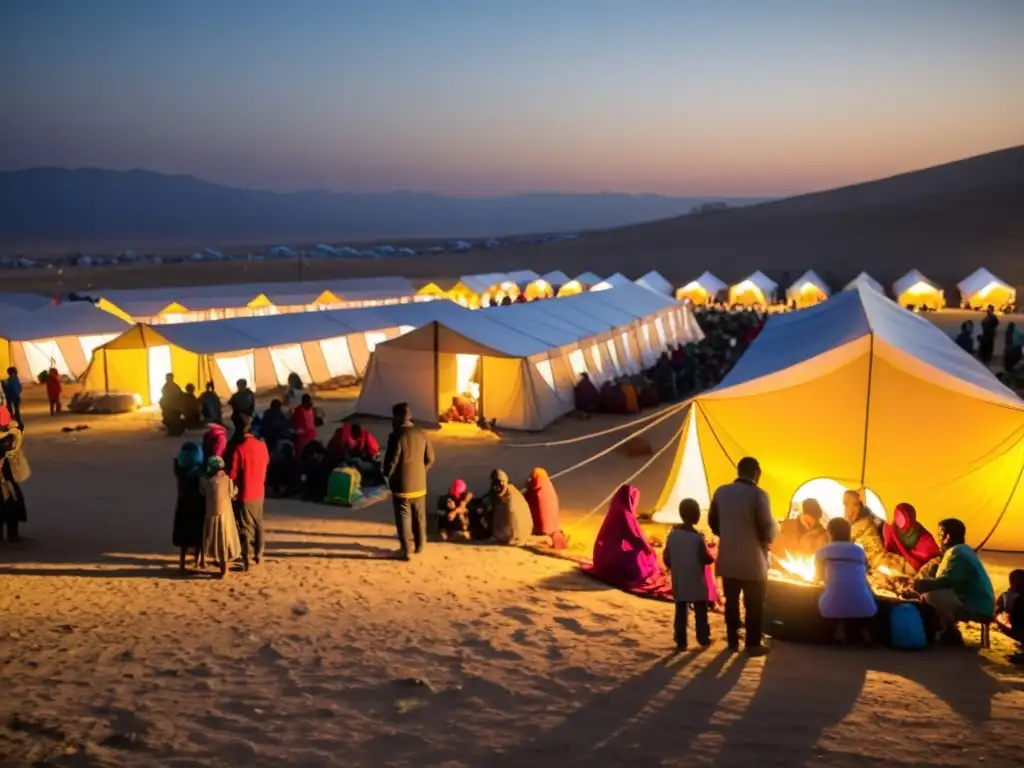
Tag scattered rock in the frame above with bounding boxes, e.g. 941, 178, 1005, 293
292, 601, 309, 617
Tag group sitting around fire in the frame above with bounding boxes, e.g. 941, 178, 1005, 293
572, 308, 766, 416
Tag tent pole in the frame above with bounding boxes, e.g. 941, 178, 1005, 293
103, 350, 109, 393
433, 322, 439, 421
858, 332, 875, 488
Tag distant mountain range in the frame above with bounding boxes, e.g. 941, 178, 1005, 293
0, 168, 768, 251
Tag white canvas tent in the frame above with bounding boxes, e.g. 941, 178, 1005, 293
541, 271, 571, 289
892, 269, 945, 310
83, 301, 466, 406
590, 273, 634, 292
650, 284, 1024, 551
676, 272, 728, 305
356, 284, 702, 430
636, 270, 674, 297
0, 302, 132, 379
785, 270, 831, 308
557, 272, 604, 297
728, 271, 778, 306
844, 272, 884, 295
958, 268, 1016, 309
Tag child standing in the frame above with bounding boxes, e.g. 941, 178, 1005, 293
200, 456, 242, 578
664, 498, 715, 650
46, 368, 63, 416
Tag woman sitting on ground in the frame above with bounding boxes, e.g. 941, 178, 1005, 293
260, 399, 291, 453
881, 502, 941, 573
199, 381, 222, 425
592, 484, 660, 589
523, 467, 567, 549
436, 478, 472, 540
815, 517, 877, 645
574, 373, 600, 413
290, 394, 317, 455
299, 440, 330, 502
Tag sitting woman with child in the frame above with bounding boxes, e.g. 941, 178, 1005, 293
591, 484, 661, 590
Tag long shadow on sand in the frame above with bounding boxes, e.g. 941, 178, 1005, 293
0, 564, 199, 579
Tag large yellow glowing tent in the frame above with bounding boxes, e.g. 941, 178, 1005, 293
676, 271, 727, 305
785, 270, 831, 308
958, 268, 1016, 309
728, 271, 778, 306
893, 269, 945, 310
652, 283, 1024, 551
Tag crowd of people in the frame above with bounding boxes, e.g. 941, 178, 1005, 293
581, 455, 1019, 660
573, 308, 766, 415
954, 306, 1022, 387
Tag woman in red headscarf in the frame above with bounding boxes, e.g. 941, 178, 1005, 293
592, 484, 660, 589
436, 478, 472, 540
524, 468, 567, 550
881, 502, 941, 573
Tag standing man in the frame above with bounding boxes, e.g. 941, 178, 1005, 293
229, 413, 270, 570
229, 379, 256, 420
708, 456, 778, 656
383, 402, 435, 560
978, 305, 999, 366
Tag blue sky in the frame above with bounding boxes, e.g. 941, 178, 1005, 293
1, 0, 1021, 195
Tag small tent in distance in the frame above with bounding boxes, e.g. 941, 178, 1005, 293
786, 270, 831, 308
893, 269, 944, 310
958, 268, 1016, 310
557, 272, 603, 297
844, 272, 885, 295
676, 272, 727, 305
591, 273, 634, 292
636, 270, 674, 297
728, 271, 778, 307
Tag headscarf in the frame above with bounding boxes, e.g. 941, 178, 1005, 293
206, 455, 225, 476
490, 468, 509, 495
176, 441, 204, 476
893, 502, 923, 547
594, 484, 651, 556
529, 467, 549, 491
449, 478, 467, 498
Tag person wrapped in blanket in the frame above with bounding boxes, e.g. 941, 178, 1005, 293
436, 479, 473, 540
468, 470, 533, 545
592, 484, 661, 589
842, 490, 914, 576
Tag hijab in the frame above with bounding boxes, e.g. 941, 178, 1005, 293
176, 441, 204, 476
529, 467, 549, 491
595, 484, 649, 554
449, 478, 467, 498
206, 455, 226, 477
892, 502, 923, 547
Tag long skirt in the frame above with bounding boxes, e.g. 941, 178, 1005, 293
202, 512, 242, 564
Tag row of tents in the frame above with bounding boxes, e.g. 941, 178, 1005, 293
676, 267, 1017, 310
652, 282, 1024, 551
81, 282, 700, 429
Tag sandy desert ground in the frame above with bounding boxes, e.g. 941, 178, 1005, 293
2, 386, 1024, 768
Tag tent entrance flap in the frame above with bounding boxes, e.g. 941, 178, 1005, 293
790, 478, 886, 522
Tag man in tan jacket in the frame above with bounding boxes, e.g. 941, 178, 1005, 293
708, 456, 778, 655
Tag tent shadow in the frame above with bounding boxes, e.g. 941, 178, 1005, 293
0, 564, 205, 580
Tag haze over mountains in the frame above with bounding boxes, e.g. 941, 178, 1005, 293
0, 168, 766, 252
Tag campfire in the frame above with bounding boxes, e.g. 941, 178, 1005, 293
772, 551, 818, 583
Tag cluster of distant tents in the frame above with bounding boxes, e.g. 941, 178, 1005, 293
673, 267, 1017, 312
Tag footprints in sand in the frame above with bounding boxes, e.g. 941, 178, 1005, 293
501, 606, 536, 625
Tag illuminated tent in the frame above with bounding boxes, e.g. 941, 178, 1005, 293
728, 271, 778, 306
445, 273, 520, 308
509, 271, 556, 300
590, 273, 634, 292
356, 283, 701, 430
676, 272, 727, 305
636, 270, 674, 297
0, 302, 131, 380
785, 270, 831, 308
96, 277, 421, 323
83, 301, 465, 406
541, 271, 571, 291
892, 269, 945, 310
958, 268, 1016, 309
652, 283, 1024, 551
557, 272, 604, 297
843, 272, 884, 295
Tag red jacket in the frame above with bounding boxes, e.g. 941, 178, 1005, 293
46, 375, 63, 400
291, 405, 316, 454
229, 433, 270, 502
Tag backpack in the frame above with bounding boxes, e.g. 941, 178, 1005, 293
889, 603, 927, 650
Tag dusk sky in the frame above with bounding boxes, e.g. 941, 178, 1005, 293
1, 0, 1022, 196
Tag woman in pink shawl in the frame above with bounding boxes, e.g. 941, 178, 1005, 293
592, 484, 660, 588
881, 502, 941, 573
202, 423, 228, 460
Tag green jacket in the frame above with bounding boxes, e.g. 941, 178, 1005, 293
919, 544, 995, 620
